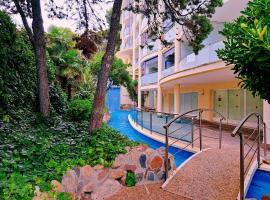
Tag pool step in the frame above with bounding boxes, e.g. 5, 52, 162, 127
162, 148, 240, 200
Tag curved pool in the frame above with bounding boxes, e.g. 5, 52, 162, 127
106, 87, 193, 166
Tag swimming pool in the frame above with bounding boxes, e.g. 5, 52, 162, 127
246, 169, 270, 199
106, 87, 193, 166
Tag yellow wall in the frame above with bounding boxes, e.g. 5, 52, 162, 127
162, 81, 240, 121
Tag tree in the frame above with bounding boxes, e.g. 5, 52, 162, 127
129, 0, 223, 53
1, 0, 50, 117
89, 0, 123, 132
217, 0, 270, 103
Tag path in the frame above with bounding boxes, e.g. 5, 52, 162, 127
163, 148, 240, 200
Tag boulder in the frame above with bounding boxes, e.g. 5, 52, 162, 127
112, 154, 127, 169
148, 155, 163, 171
110, 169, 125, 180
139, 154, 147, 168
51, 180, 63, 193
97, 168, 109, 182
78, 182, 96, 199
93, 164, 104, 170
80, 165, 94, 178
91, 179, 122, 200
62, 170, 78, 193
124, 164, 137, 172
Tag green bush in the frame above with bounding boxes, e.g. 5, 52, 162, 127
49, 85, 68, 116
125, 171, 136, 187
65, 99, 92, 122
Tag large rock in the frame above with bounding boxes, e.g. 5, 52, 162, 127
112, 154, 127, 169
78, 182, 96, 199
91, 179, 122, 200
62, 170, 78, 193
110, 169, 125, 180
80, 165, 94, 179
51, 180, 63, 193
97, 168, 109, 182
148, 155, 163, 171
124, 164, 137, 172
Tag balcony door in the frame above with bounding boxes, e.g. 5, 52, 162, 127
180, 92, 198, 113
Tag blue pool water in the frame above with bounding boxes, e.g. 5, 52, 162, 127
106, 87, 193, 166
246, 169, 270, 199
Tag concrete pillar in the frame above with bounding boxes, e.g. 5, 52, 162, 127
263, 100, 270, 144
174, 38, 181, 72
164, 93, 170, 113
132, 16, 136, 80
174, 85, 180, 114
138, 66, 142, 109
157, 41, 163, 112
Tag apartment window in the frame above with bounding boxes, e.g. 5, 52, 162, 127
164, 48, 175, 69
142, 57, 158, 75
163, 16, 173, 32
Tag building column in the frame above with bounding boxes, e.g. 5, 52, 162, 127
174, 85, 180, 114
138, 66, 142, 109
263, 100, 270, 145
157, 41, 163, 112
132, 13, 137, 80
174, 38, 181, 73
164, 93, 170, 113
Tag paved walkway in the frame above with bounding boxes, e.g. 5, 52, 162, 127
163, 149, 240, 200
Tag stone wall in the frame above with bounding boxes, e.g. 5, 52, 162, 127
33, 145, 176, 200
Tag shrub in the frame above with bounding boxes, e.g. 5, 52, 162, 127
65, 99, 92, 122
125, 171, 136, 187
49, 85, 68, 116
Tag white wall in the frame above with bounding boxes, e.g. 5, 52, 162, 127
120, 86, 133, 105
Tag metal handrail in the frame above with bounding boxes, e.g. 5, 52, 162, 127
231, 112, 266, 200
163, 108, 225, 180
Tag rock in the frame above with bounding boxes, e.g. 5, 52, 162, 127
72, 166, 81, 177
97, 168, 109, 182
91, 179, 122, 200
147, 171, 157, 181
112, 154, 127, 169
149, 155, 163, 171
93, 164, 104, 170
134, 144, 148, 152
139, 154, 147, 168
262, 196, 270, 200
80, 165, 94, 178
62, 170, 78, 193
125, 164, 137, 172
135, 171, 144, 183
157, 171, 166, 181
51, 180, 63, 193
34, 186, 42, 197
79, 182, 95, 199
110, 169, 125, 180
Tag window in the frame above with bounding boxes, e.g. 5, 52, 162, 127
164, 48, 175, 69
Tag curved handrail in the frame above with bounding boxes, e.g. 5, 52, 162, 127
135, 107, 177, 117
232, 112, 264, 137
164, 108, 226, 129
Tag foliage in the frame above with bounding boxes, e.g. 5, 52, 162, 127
89, 52, 138, 101
128, 0, 223, 53
49, 85, 68, 115
65, 99, 92, 122
125, 171, 136, 187
0, 116, 138, 199
217, 0, 270, 102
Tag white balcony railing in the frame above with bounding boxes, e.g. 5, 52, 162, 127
164, 26, 176, 43
141, 72, 158, 86
141, 41, 158, 58
162, 66, 175, 78
180, 41, 224, 71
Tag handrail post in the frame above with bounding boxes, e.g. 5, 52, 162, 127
199, 110, 203, 151
150, 112, 152, 134
191, 117, 194, 148
219, 118, 223, 149
264, 123, 267, 158
257, 115, 261, 168
141, 110, 144, 130
239, 133, 245, 200
165, 127, 169, 180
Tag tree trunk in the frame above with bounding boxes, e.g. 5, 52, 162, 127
31, 0, 50, 117
89, 0, 123, 132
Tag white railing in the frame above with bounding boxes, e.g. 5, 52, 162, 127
164, 26, 176, 43
141, 72, 158, 86
180, 41, 224, 71
141, 40, 158, 58
162, 66, 175, 78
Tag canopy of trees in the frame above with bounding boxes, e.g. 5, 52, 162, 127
217, 0, 270, 103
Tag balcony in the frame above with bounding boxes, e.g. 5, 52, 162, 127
180, 41, 224, 71
142, 17, 148, 30
164, 26, 176, 43
162, 67, 174, 78
141, 40, 158, 58
141, 73, 158, 86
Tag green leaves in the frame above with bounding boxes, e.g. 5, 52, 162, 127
217, 0, 270, 103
